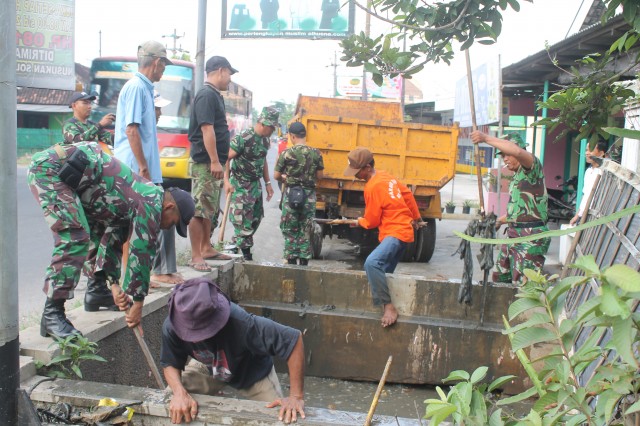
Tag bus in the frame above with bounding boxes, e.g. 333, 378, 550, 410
89, 56, 253, 190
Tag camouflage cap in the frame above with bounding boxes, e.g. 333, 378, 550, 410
495, 132, 528, 157
258, 106, 279, 128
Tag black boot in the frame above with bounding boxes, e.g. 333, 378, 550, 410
287, 258, 298, 265
84, 277, 118, 312
298, 258, 309, 266
241, 248, 253, 261
40, 298, 82, 338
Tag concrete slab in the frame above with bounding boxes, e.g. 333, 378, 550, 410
19, 356, 36, 382
24, 376, 425, 425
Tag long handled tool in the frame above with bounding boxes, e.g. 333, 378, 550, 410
364, 355, 393, 426
218, 191, 232, 245
314, 218, 431, 227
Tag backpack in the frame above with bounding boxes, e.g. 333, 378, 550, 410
287, 186, 306, 210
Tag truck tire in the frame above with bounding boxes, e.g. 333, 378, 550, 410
401, 239, 417, 262
310, 222, 323, 259
415, 219, 436, 262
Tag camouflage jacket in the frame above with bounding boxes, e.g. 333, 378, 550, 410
62, 117, 113, 145
230, 128, 270, 183
507, 156, 549, 223
30, 142, 162, 300
274, 144, 324, 189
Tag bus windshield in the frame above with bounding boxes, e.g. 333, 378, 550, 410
89, 58, 193, 133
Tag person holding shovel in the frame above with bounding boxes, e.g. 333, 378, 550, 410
274, 122, 324, 266
344, 147, 421, 327
28, 142, 195, 338
470, 130, 550, 284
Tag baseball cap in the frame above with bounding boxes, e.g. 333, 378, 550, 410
495, 132, 528, 157
153, 90, 171, 108
168, 278, 231, 342
258, 106, 280, 128
167, 187, 195, 238
138, 40, 174, 65
205, 56, 238, 74
288, 122, 306, 137
69, 91, 96, 107
344, 147, 374, 176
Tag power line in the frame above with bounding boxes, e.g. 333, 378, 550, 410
162, 28, 189, 57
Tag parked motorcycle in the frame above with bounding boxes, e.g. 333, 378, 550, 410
547, 175, 577, 222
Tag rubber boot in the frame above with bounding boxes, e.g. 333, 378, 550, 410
287, 258, 298, 265
298, 258, 309, 266
40, 298, 82, 338
84, 277, 118, 312
241, 248, 253, 261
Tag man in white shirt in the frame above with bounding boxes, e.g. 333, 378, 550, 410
570, 141, 607, 225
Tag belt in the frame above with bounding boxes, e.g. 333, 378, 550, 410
508, 221, 546, 228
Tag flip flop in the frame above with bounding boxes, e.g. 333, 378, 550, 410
188, 262, 213, 272
203, 253, 233, 261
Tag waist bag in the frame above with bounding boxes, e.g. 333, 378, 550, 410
58, 148, 89, 190
288, 186, 306, 210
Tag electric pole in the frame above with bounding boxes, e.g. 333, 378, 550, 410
361, 0, 371, 101
332, 51, 338, 98
99, 30, 102, 57
162, 29, 189, 58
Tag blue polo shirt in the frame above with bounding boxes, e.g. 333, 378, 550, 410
114, 72, 162, 184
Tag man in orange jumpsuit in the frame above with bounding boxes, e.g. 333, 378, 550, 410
344, 148, 421, 327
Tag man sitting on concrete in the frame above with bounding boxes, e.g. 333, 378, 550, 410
28, 142, 195, 338
161, 277, 306, 424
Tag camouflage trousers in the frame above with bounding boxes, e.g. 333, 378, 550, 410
280, 191, 316, 260
191, 162, 223, 229
229, 178, 263, 250
493, 225, 551, 285
28, 158, 125, 300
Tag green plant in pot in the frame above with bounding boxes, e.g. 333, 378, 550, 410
445, 200, 456, 213
462, 199, 475, 214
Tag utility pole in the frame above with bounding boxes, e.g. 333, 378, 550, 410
361, 0, 371, 101
195, 0, 206, 93
332, 51, 338, 98
0, 0, 20, 423
99, 30, 102, 57
162, 28, 189, 58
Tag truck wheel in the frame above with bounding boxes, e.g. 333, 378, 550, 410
401, 239, 417, 262
415, 219, 436, 262
310, 222, 323, 259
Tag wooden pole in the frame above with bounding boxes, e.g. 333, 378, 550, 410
218, 191, 232, 244
465, 49, 485, 217
364, 355, 393, 426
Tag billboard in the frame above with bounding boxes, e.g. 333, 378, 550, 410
222, 0, 355, 39
453, 56, 500, 127
16, 0, 75, 90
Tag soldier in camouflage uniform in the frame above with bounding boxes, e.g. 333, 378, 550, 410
471, 131, 550, 284
28, 142, 194, 338
62, 91, 115, 145
274, 122, 324, 265
224, 107, 279, 260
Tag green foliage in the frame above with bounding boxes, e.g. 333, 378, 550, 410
340, 0, 524, 83
35, 334, 106, 379
445, 200, 457, 208
424, 255, 640, 425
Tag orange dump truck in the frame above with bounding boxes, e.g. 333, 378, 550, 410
294, 95, 459, 262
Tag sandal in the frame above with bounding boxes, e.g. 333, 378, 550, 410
188, 262, 212, 272
203, 252, 233, 261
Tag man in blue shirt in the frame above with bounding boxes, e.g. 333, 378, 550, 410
114, 41, 183, 285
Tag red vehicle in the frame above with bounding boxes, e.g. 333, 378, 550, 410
89, 56, 252, 190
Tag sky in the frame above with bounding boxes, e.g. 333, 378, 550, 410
74, 0, 594, 110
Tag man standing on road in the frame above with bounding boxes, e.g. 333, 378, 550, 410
114, 40, 183, 286
161, 277, 306, 424
344, 148, 421, 327
274, 122, 324, 266
224, 107, 279, 261
63, 91, 115, 145
187, 56, 236, 272
470, 131, 550, 284
569, 140, 606, 225
28, 142, 194, 338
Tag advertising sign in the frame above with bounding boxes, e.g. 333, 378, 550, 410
222, 0, 354, 39
16, 0, 75, 90
336, 74, 403, 99
453, 56, 500, 127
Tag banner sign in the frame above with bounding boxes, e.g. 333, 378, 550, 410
453, 56, 500, 127
222, 0, 355, 39
16, 0, 75, 90
336, 74, 403, 99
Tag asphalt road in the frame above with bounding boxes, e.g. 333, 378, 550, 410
18, 143, 560, 325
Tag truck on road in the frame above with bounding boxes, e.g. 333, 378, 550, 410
294, 95, 459, 262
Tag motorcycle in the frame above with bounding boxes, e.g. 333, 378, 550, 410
547, 175, 577, 222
